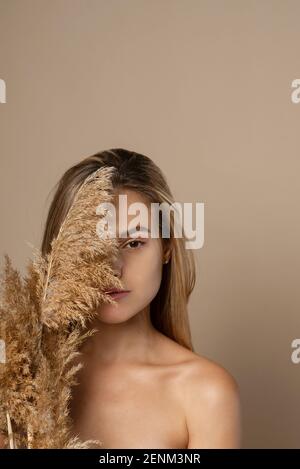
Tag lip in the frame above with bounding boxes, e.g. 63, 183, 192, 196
105, 289, 131, 300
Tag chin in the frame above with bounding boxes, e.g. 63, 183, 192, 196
97, 305, 133, 323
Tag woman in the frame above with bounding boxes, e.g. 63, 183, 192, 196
9, 148, 241, 449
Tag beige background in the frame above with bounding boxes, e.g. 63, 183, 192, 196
1, 0, 300, 448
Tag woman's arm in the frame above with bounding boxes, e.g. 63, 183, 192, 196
183, 359, 241, 449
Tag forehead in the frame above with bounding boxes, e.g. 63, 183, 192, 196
111, 188, 157, 238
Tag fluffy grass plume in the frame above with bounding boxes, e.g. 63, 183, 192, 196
0, 166, 123, 448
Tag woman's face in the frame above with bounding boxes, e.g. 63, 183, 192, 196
97, 188, 165, 324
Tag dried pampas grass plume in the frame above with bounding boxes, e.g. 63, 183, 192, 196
0, 166, 123, 448
41, 166, 124, 329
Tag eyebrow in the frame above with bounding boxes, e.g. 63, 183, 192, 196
118, 226, 151, 238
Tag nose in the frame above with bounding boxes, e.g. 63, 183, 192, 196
112, 253, 123, 278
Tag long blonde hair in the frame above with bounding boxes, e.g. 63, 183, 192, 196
41, 149, 196, 350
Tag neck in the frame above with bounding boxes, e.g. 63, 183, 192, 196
80, 305, 160, 366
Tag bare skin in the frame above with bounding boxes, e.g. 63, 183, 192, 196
69, 188, 241, 449
70, 327, 189, 448
0, 188, 241, 449
69, 325, 241, 449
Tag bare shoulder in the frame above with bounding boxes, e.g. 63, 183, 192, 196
156, 331, 239, 391
155, 334, 241, 448
176, 349, 242, 448
180, 351, 240, 400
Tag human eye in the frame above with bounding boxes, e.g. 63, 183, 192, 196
123, 239, 146, 250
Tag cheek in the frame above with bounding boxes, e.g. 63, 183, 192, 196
126, 243, 163, 300
143, 261, 162, 298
